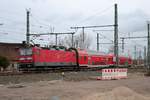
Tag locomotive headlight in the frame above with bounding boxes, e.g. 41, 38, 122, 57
26, 57, 32, 60
19, 58, 25, 60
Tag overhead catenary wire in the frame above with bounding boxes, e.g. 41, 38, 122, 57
30, 14, 51, 28
97, 33, 114, 43
0, 16, 26, 25
78, 4, 114, 24
0, 35, 25, 42
0, 8, 55, 34
0, 8, 25, 17
0, 16, 26, 36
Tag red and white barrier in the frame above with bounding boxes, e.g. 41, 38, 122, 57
96, 68, 128, 80
117, 68, 128, 79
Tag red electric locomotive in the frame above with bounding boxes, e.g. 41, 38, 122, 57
18, 45, 132, 71
18, 46, 76, 70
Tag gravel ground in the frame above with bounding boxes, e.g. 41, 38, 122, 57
0, 68, 149, 100
0, 71, 100, 84
0, 68, 146, 84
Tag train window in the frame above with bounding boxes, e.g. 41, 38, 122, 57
108, 58, 112, 61
20, 48, 32, 56
79, 56, 82, 60
88, 57, 91, 64
20, 49, 26, 55
92, 61, 95, 65
26, 48, 32, 55
125, 61, 128, 65
88, 60, 90, 64
84, 56, 87, 61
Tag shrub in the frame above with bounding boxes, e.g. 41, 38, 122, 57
0, 56, 10, 71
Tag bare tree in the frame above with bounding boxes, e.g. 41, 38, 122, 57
61, 32, 92, 49
75, 33, 91, 49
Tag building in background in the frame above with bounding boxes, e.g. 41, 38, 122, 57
0, 42, 24, 71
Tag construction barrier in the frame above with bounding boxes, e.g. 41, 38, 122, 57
96, 68, 128, 80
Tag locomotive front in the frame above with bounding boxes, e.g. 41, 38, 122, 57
18, 47, 33, 70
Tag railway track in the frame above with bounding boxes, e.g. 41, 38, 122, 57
0, 65, 131, 76
0, 71, 23, 76
0, 64, 146, 76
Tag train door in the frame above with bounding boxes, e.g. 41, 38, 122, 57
79, 55, 88, 66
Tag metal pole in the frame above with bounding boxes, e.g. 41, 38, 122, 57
144, 46, 147, 66
134, 45, 137, 65
26, 10, 30, 45
114, 3, 119, 66
72, 33, 74, 47
147, 23, 150, 68
82, 27, 85, 44
97, 33, 99, 51
55, 34, 58, 46
139, 50, 142, 65
121, 38, 124, 53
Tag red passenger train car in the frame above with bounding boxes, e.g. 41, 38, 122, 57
18, 45, 132, 71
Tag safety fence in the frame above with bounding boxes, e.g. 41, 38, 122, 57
96, 68, 128, 80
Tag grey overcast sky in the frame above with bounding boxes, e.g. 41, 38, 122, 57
0, 0, 149, 57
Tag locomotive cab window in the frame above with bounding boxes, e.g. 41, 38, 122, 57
84, 56, 87, 61
20, 48, 32, 56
